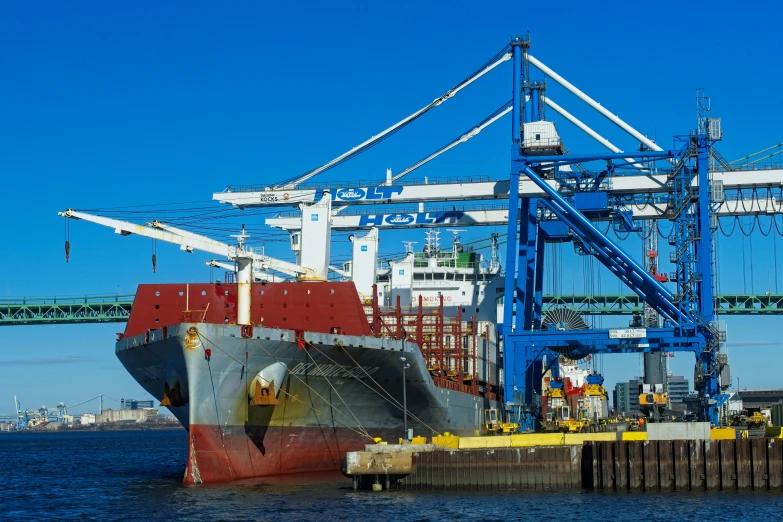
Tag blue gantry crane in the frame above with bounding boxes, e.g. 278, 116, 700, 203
501, 36, 725, 427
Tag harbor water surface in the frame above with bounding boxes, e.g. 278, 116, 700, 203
1, 429, 782, 521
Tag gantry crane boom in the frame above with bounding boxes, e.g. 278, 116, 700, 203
264, 193, 783, 231
214, 167, 783, 208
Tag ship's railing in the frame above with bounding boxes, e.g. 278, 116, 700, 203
412, 262, 482, 270
366, 290, 500, 400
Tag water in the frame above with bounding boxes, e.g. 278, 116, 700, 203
1, 429, 782, 521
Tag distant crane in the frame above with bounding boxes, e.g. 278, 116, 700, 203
14, 395, 25, 430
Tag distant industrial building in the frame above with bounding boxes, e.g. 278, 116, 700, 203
667, 375, 690, 411
98, 408, 158, 424
98, 398, 158, 424
613, 378, 643, 414
615, 375, 692, 414
613, 382, 629, 413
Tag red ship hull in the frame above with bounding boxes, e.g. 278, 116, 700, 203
184, 424, 393, 484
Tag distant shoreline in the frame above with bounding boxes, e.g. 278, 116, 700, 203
1, 423, 185, 433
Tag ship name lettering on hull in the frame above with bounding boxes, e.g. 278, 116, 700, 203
289, 362, 380, 378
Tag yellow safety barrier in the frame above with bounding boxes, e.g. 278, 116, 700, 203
510, 433, 565, 447
431, 433, 460, 449
458, 435, 512, 449
395, 436, 428, 445
710, 428, 737, 440
564, 433, 620, 445
621, 432, 647, 441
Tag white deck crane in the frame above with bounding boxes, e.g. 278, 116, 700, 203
59, 201, 333, 325
58, 209, 315, 277
205, 260, 278, 282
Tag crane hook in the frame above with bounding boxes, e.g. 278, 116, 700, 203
152, 253, 157, 273
65, 240, 70, 263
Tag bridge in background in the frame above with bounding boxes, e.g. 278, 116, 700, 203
2, 292, 782, 326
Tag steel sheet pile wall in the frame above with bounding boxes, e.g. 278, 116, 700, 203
584, 439, 783, 491
352, 439, 783, 491
393, 446, 581, 490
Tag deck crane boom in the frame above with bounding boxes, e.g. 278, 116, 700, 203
59, 206, 333, 326
205, 259, 342, 281
57, 209, 319, 280
205, 260, 277, 282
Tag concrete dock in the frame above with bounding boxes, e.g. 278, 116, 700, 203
343, 426, 783, 492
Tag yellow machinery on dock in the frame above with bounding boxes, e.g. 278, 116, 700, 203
484, 408, 519, 434
638, 383, 667, 421
542, 375, 609, 433
731, 410, 769, 430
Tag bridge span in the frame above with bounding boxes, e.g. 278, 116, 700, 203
2, 292, 783, 326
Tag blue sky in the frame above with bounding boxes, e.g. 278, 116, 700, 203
1, 1, 782, 414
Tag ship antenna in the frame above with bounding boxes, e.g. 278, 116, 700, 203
490, 233, 500, 271
424, 229, 441, 256
424, 230, 434, 256
449, 229, 465, 259
231, 224, 250, 251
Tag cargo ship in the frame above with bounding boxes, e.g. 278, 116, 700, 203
107, 224, 503, 484
58, 41, 516, 484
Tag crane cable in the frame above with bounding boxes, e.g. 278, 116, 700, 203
64, 218, 70, 263
390, 101, 513, 183
272, 45, 513, 190
203, 348, 238, 479
775, 230, 779, 293
299, 341, 372, 440
327, 340, 443, 437
198, 332, 374, 441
